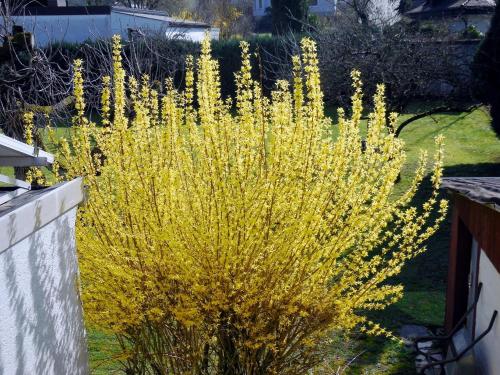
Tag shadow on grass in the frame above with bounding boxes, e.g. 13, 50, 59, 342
396, 162, 499, 296
327, 328, 415, 374
400, 162, 500, 293
340, 163, 500, 374
409, 110, 477, 146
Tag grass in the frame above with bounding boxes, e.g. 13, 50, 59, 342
4, 105, 497, 374
86, 330, 122, 374
392, 106, 499, 328
328, 105, 500, 374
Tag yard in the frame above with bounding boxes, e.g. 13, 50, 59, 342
81, 105, 499, 374
1, 104, 497, 374
1, 0, 499, 370
325, 105, 499, 374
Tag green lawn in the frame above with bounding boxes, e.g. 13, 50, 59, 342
327, 106, 499, 374
392, 106, 499, 329
86, 330, 122, 374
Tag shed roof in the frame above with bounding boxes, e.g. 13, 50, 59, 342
111, 7, 211, 28
12, 5, 211, 28
14, 5, 111, 16
442, 177, 500, 212
0, 134, 54, 167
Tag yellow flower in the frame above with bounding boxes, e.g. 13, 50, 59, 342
57, 34, 448, 374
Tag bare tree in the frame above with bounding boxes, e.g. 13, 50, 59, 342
156, 0, 192, 15
337, 0, 400, 28
0, 2, 75, 174
193, 0, 253, 38
260, 18, 478, 135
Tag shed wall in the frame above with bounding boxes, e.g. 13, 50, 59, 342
10, 14, 111, 46
111, 12, 219, 41
474, 250, 500, 375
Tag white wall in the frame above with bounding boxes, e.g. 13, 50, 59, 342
0, 180, 88, 375
111, 12, 219, 42
10, 14, 111, 47
474, 250, 500, 375
111, 11, 166, 39
165, 26, 220, 42
254, 0, 336, 17
309, 0, 336, 15
4, 12, 218, 47
448, 14, 493, 34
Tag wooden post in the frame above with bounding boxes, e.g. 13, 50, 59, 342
444, 195, 473, 334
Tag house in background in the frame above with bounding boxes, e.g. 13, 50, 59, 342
0, 134, 88, 374
6, 0, 219, 47
440, 177, 499, 374
253, 0, 336, 18
405, 0, 496, 34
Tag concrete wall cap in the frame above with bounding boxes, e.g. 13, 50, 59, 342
0, 178, 83, 254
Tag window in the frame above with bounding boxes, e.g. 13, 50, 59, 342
259, 0, 263, 8
309, 0, 318, 5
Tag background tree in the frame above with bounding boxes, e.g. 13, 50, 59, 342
192, 0, 252, 38
157, 0, 191, 13
0, 0, 74, 179
472, 3, 500, 136
270, 0, 309, 34
262, 18, 477, 136
337, 0, 400, 27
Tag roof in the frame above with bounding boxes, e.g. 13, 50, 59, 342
0, 134, 54, 167
111, 6, 211, 28
406, 0, 495, 18
14, 5, 111, 16
12, 5, 211, 28
442, 177, 500, 212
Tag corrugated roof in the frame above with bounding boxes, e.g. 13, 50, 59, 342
0, 134, 55, 207
442, 177, 500, 212
14, 5, 111, 16
112, 6, 211, 28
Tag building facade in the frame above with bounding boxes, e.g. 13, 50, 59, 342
6, 3, 219, 47
253, 0, 336, 18
405, 0, 496, 34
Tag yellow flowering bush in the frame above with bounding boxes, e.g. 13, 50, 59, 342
54, 35, 447, 374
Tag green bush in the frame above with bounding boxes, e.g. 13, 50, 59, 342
45, 35, 286, 103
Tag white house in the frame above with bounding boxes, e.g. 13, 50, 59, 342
253, 0, 336, 18
0, 134, 88, 374
405, 0, 495, 34
8, 3, 219, 47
